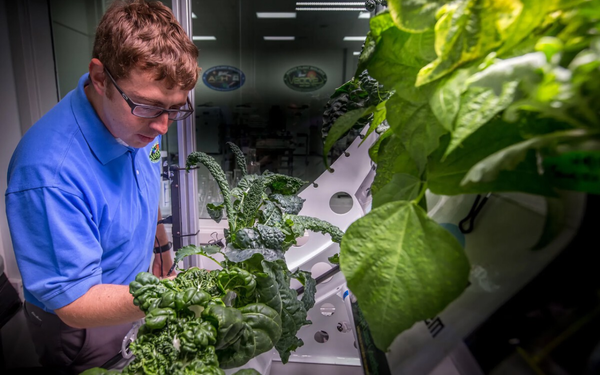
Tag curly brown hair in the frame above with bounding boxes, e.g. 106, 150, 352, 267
93, 0, 199, 90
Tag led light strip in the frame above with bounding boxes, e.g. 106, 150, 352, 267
296, 7, 366, 10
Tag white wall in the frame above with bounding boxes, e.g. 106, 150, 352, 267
0, 0, 24, 284
50, 0, 103, 98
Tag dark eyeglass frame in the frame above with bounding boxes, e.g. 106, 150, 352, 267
104, 68, 194, 121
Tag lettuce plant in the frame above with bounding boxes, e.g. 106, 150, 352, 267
81, 144, 344, 374
324, 0, 600, 351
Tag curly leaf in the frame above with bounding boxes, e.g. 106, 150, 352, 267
240, 178, 264, 227
262, 172, 307, 195
227, 141, 248, 177
207, 202, 224, 223
172, 245, 222, 268
269, 194, 306, 215
255, 224, 286, 250
187, 152, 235, 226
259, 201, 284, 227
290, 215, 344, 243
223, 243, 286, 264
293, 270, 317, 312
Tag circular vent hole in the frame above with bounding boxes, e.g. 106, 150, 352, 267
329, 192, 353, 214
320, 303, 335, 317
311, 262, 333, 283
314, 330, 329, 343
337, 320, 351, 333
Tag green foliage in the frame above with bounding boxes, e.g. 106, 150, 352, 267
322, 0, 600, 353
321, 70, 392, 168
91, 145, 344, 375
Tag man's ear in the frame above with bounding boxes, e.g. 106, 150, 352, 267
88, 58, 108, 96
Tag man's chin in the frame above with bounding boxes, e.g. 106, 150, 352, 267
134, 134, 155, 147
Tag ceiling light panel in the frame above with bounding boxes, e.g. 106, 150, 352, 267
358, 12, 371, 18
264, 36, 296, 41
343, 36, 367, 41
256, 12, 297, 18
193, 36, 217, 41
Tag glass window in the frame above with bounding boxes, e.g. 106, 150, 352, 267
191, 1, 370, 217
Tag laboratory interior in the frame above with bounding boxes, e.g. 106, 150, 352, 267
0, 0, 599, 374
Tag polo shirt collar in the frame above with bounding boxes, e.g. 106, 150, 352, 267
72, 73, 131, 165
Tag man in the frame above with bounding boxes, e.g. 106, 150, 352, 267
5, 1, 199, 373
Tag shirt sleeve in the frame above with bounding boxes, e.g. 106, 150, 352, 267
6, 186, 103, 310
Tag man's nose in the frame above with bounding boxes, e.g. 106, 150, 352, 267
150, 112, 171, 135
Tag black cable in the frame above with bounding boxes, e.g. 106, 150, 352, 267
155, 235, 164, 278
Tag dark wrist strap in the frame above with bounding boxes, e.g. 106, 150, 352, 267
153, 241, 172, 254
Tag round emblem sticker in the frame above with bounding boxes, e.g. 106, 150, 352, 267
202, 66, 246, 91
283, 65, 327, 92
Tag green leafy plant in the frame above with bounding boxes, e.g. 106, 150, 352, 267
324, 0, 600, 352
82, 143, 343, 375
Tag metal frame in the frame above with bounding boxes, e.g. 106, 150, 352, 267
168, 0, 200, 268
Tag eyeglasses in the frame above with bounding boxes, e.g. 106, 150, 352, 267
104, 68, 194, 121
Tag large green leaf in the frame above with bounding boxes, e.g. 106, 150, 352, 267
371, 133, 420, 195
496, 0, 556, 55
372, 173, 422, 209
462, 128, 595, 185
386, 94, 447, 173
360, 100, 388, 146
388, 0, 450, 32
427, 118, 557, 196
544, 149, 600, 194
340, 201, 470, 350
322, 107, 375, 169
446, 80, 519, 158
429, 66, 474, 131
416, 0, 522, 86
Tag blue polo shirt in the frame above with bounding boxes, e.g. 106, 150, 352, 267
6, 73, 162, 313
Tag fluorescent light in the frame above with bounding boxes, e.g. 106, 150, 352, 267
296, 2, 365, 4
192, 12, 197, 19
257, 12, 297, 18
359, 12, 370, 18
296, 7, 366, 10
264, 36, 295, 41
353, 51, 361, 55
192, 36, 216, 41
343, 36, 367, 41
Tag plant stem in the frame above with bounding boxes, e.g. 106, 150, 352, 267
412, 182, 428, 205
